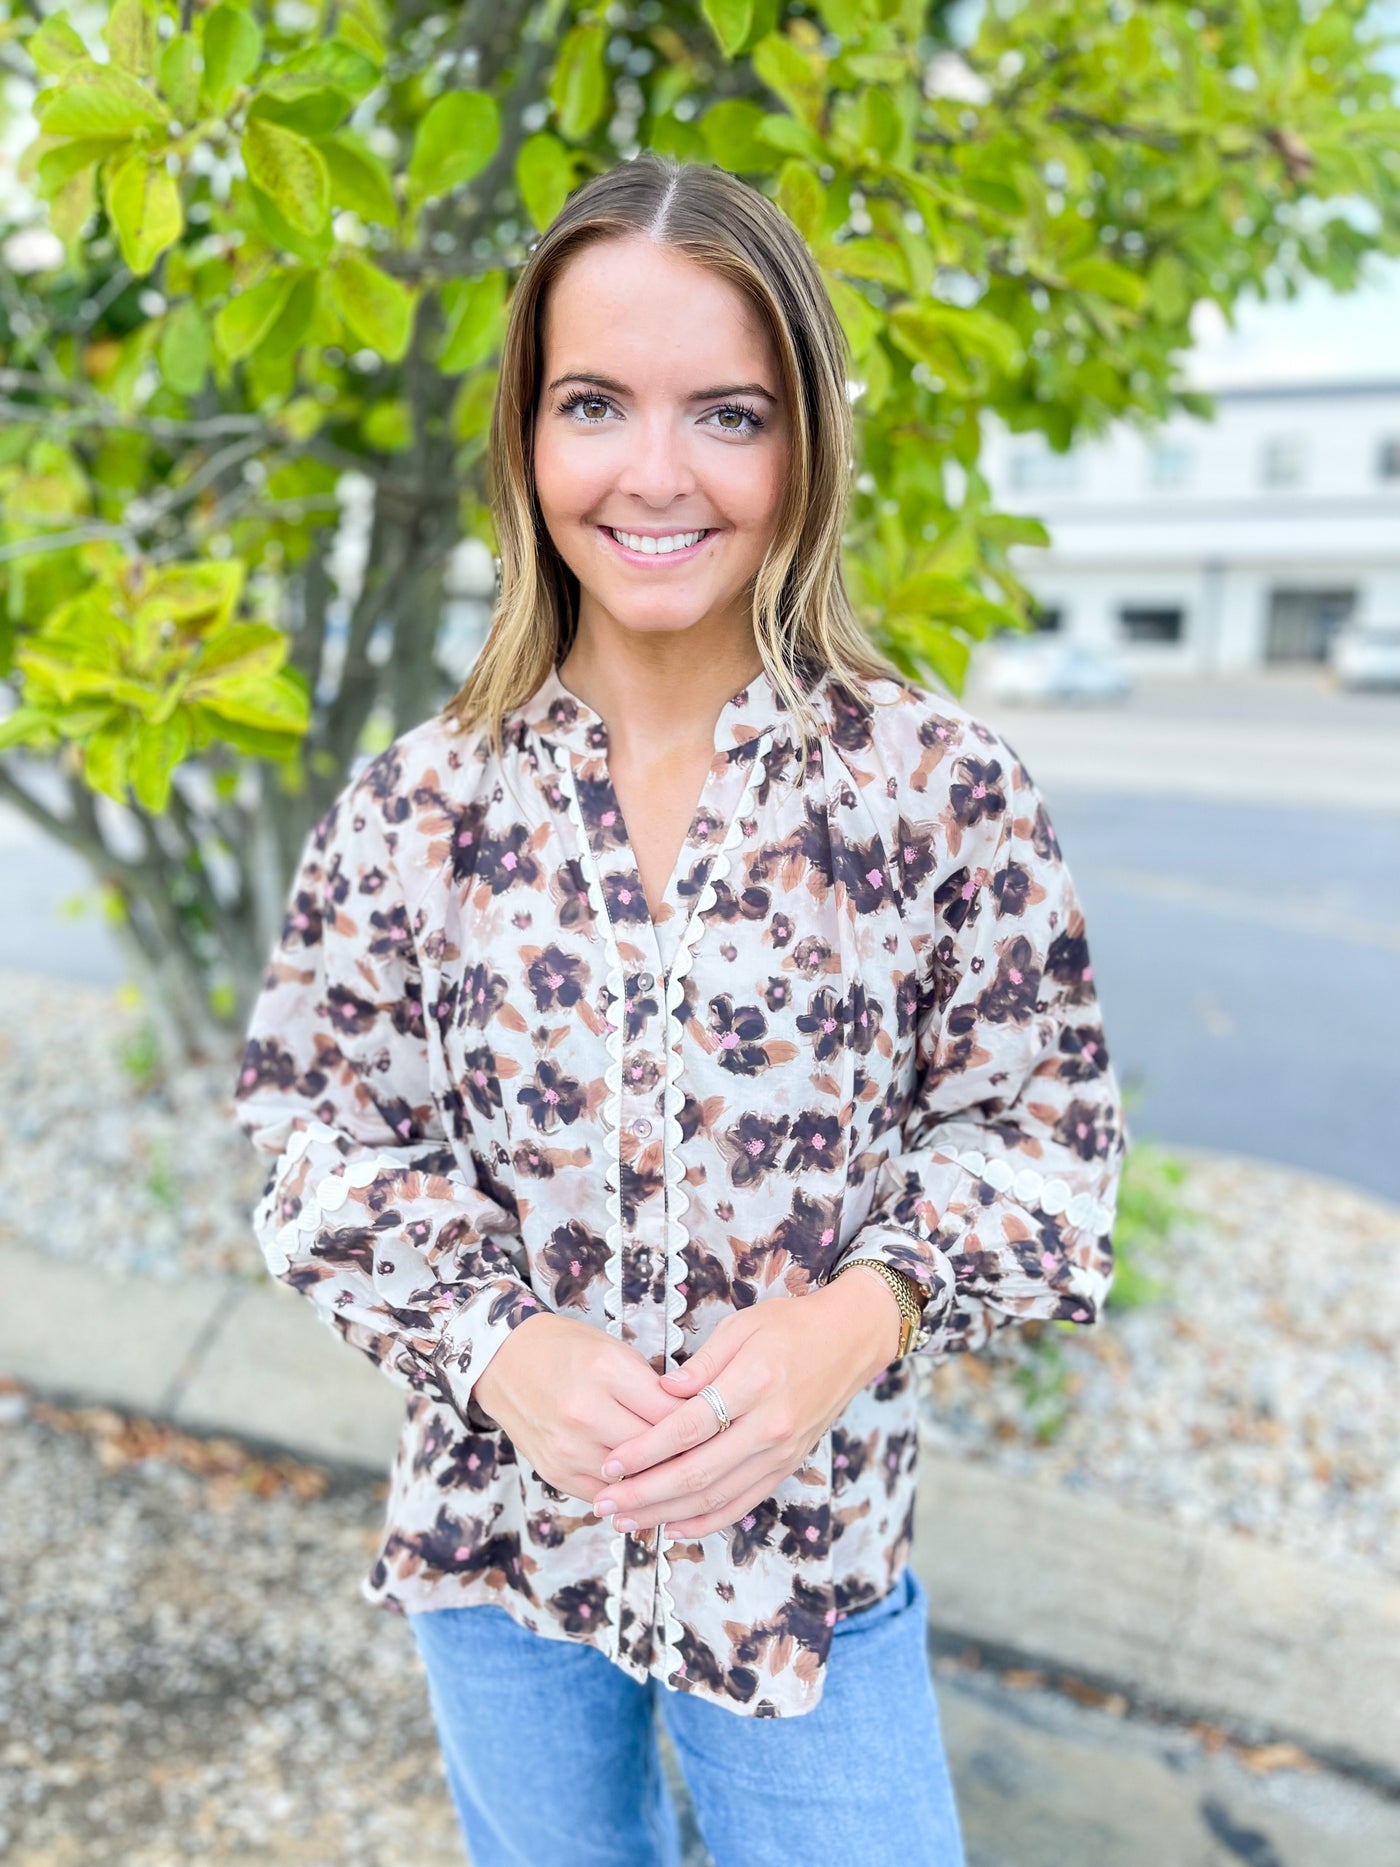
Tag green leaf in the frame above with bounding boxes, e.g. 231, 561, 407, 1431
186, 622, 288, 689
328, 248, 414, 361
27, 12, 89, 77
361, 399, 412, 451
214, 272, 294, 360
408, 90, 499, 204
37, 137, 126, 198
103, 151, 183, 274
699, 99, 773, 173
257, 269, 317, 362
702, 0, 753, 57
825, 275, 881, 361
83, 713, 136, 803
106, 0, 157, 77
1147, 251, 1191, 323
751, 31, 824, 129
268, 37, 379, 102
129, 711, 190, 813
201, 3, 263, 113
248, 85, 354, 138
158, 299, 210, 394
157, 33, 202, 122
138, 561, 245, 633
1062, 256, 1148, 310
515, 132, 573, 232
912, 626, 970, 692
241, 117, 329, 236
438, 271, 506, 373
319, 131, 397, 224
28, 12, 90, 77
248, 177, 335, 265
39, 63, 168, 136
0, 704, 61, 752
549, 25, 609, 142
197, 667, 309, 733
776, 159, 823, 241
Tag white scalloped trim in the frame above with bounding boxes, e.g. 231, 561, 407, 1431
654, 727, 775, 1687
949, 1146, 1116, 1235
550, 742, 632, 1666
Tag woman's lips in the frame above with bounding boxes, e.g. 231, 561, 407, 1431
597, 525, 717, 566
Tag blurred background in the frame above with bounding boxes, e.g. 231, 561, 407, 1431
1, 3, 1398, 1864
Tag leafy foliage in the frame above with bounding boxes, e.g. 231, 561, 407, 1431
0, 0, 1395, 1051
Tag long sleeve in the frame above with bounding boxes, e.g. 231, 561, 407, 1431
231, 760, 543, 1428
829, 733, 1128, 1360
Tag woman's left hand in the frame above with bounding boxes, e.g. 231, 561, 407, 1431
590, 1272, 902, 1539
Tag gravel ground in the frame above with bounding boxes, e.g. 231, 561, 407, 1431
7, 1399, 1395, 1867
3, 966, 1397, 1581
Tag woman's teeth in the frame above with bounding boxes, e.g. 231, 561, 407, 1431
606, 527, 708, 555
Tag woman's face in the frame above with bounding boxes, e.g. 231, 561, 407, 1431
532, 235, 790, 651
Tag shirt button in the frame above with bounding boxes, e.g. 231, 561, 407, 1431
637, 971, 655, 990
631, 1117, 652, 1138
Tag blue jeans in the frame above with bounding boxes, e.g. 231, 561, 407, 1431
407, 1563, 966, 1866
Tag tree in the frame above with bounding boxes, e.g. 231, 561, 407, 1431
0, 0, 1395, 1062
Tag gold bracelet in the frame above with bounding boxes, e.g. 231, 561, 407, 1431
829, 1257, 926, 1360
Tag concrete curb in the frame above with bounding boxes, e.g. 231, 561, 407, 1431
4, 1240, 1397, 1787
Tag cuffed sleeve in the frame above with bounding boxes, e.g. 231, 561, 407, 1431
829, 733, 1128, 1360
231, 761, 543, 1429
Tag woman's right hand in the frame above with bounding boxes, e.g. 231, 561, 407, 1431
470, 1311, 684, 1507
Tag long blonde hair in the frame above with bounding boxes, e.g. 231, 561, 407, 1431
440, 151, 901, 763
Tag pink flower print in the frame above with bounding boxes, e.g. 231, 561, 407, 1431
1009, 968, 1022, 984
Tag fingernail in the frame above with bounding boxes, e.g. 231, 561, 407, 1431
595, 1497, 616, 1516
602, 1459, 624, 1480
614, 1516, 637, 1533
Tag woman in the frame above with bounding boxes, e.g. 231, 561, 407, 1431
233, 152, 1127, 1866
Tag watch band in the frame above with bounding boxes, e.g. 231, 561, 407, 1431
829, 1257, 927, 1360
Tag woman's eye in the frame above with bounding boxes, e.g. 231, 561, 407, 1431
555, 392, 765, 435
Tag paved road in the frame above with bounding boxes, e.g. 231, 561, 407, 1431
2, 671, 1397, 1195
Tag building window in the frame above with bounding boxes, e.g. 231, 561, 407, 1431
1265, 588, 1355, 663
1147, 441, 1193, 489
1007, 445, 1080, 492
1378, 437, 1400, 481
1261, 434, 1307, 488
1030, 604, 1063, 632
1119, 606, 1184, 644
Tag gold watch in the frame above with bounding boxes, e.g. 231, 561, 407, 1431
829, 1257, 927, 1360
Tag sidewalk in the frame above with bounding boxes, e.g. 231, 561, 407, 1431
4, 1238, 1397, 1792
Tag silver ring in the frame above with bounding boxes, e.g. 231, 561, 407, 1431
698, 1383, 732, 1432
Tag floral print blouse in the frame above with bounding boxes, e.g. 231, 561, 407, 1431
232, 654, 1128, 1719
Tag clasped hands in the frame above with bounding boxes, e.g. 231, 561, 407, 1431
470, 1272, 903, 1542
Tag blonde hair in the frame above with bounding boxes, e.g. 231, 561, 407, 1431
440, 151, 901, 767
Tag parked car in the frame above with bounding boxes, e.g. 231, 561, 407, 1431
973, 634, 1134, 705
1330, 623, 1400, 691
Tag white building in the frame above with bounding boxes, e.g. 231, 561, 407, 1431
981, 380, 1400, 672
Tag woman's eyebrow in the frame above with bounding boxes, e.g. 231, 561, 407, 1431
547, 370, 777, 402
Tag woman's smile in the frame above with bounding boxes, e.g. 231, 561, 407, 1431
597, 523, 719, 566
